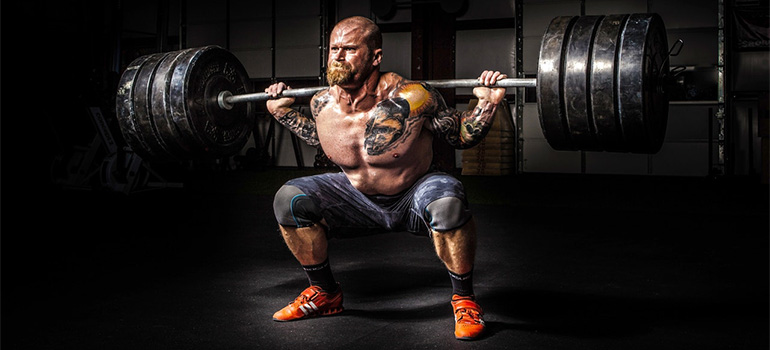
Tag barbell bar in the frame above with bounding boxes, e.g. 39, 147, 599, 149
116, 13, 677, 162
217, 78, 538, 110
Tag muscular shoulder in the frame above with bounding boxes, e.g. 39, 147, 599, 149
381, 77, 442, 117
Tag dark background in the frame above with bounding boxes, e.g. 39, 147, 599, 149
1, 1, 768, 349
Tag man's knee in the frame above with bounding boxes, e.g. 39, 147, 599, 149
425, 197, 471, 232
273, 185, 322, 227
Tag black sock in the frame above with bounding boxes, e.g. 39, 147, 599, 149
302, 258, 338, 292
448, 269, 474, 297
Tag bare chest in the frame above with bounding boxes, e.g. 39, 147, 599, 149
315, 99, 427, 167
315, 110, 368, 163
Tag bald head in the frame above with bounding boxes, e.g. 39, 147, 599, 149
332, 16, 382, 52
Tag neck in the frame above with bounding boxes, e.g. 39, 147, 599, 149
335, 70, 380, 112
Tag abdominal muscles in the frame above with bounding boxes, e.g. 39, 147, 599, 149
317, 115, 433, 195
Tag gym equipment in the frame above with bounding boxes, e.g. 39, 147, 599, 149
116, 13, 680, 161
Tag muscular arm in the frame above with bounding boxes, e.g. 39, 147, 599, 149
268, 90, 331, 148
429, 95, 499, 149
426, 70, 507, 149
366, 78, 505, 153
273, 108, 320, 147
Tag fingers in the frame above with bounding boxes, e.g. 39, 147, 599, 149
474, 70, 508, 104
478, 70, 508, 86
265, 82, 291, 97
264, 82, 296, 114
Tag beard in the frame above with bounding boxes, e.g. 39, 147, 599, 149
326, 61, 356, 86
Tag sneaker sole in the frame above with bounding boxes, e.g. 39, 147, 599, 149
456, 335, 479, 341
272, 306, 344, 322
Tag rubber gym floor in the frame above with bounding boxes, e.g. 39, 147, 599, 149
2, 168, 768, 349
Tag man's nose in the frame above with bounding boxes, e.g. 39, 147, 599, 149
331, 50, 344, 61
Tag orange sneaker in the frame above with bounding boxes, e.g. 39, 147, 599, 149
272, 284, 343, 322
451, 294, 485, 340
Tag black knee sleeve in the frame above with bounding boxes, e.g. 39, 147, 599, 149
273, 185, 322, 227
425, 197, 471, 232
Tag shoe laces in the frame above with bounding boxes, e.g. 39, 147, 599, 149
455, 306, 483, 324
290, 287, 320, 306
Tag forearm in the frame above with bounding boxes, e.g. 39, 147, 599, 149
273, 107, 320, 147
432, 99, 498, 149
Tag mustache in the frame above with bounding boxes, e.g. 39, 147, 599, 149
329, 61, 351, 70
327, 61, 354, 85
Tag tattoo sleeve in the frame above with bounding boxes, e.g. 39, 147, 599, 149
429, 94, 499, 149
275, 109, 319, 147
272, 90, 330, 147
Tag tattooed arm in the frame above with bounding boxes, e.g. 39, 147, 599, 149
427, 70, 508, 149
265, 82, 325, 147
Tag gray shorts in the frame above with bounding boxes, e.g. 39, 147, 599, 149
281, 171, 470, 238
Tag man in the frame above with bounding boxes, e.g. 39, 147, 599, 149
265, 15, 506, 341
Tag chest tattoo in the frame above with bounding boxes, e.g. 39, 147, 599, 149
364, 97, 414, 155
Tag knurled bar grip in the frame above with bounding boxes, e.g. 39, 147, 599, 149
217, 78, 537, 110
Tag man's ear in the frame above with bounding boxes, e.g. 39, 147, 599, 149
372, 48, 383, 67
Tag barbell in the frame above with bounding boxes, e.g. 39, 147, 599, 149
116, 13, 677, 161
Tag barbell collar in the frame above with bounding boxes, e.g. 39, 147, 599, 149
218, 78, 537, 109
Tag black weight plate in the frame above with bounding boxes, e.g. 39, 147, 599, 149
617, 13, 669, 153
537, 15, 577, 151
169, 46, 253, 159
132, 52, 179, 160
150, 48, 199, 160
563, 15, 602, 151
116, 53, 163, 159
590, 14, 627, 152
